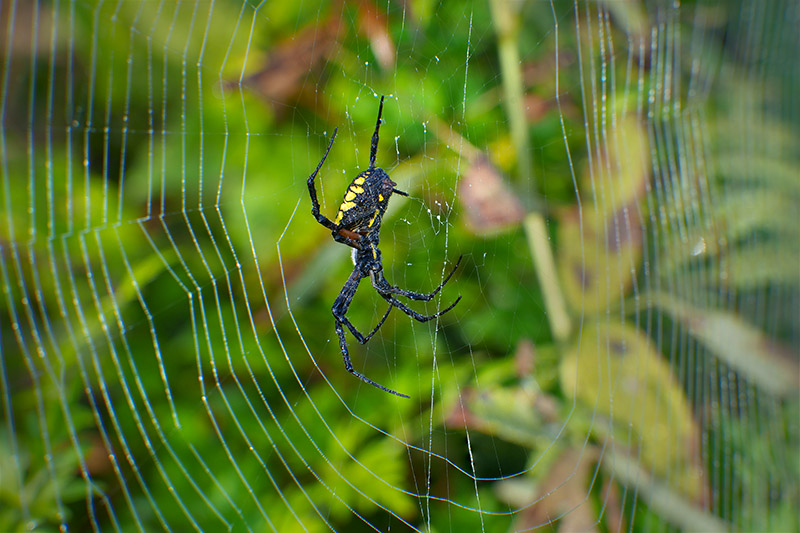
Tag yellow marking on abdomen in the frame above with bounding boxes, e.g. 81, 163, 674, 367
339, 201, 356, 211
351, 185, 364, 194
367, 208, 381, 228
354, 176, 365, 185
335, 211, 344, 224
378, 194, 384, 202
371, 243, 377, 259
344, 190, 357, 201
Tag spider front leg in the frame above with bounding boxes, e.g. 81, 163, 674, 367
332, 268, 409, 398
307, 128, 363, 250
368, 95, 385, 169
307, 127, 339, 232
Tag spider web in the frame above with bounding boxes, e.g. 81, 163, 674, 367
1, 0, 798, 531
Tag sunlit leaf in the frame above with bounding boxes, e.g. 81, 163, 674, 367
560, 321, 706, 501
650, 292, 800, 397
557, 204, 643, 314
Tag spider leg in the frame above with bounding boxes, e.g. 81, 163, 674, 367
333, 230, 362, 250
308, 127, 339, 232
378, 293, 462, 323
371, 255, 463, 301
332, 268, 408, 398
335, 321, 409, 398
368, 96, 385, 169
342, 304, 393, 344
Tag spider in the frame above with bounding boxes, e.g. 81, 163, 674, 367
307, 96, 462, 398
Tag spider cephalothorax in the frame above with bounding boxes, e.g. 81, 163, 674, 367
307, 95, 461, 397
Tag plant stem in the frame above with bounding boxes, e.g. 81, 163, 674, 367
491, 0, 571, 342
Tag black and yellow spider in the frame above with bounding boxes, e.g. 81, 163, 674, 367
307, 96, 461, 398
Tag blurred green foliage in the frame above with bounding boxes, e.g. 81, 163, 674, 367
1, 0, 798, 531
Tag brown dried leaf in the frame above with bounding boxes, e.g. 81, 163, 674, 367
513, 447, 601, 531
524, 93, 550, 123
85, 436, 114, 476
514, 338, 536, 377
459, 156, 526, 235
236, 18, 342, 110
443, 388, 479, 431
602, 477, 627, 532
357, 1, 396, 69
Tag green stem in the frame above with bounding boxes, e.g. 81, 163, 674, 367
491, 0, 571, 342
489, 0, 531, 184
524, 213, 571, 342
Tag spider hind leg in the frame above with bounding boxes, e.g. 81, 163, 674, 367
331, 269, 409, 398
335, 320, 409, 398
380, 293, 462, 323
372, 255, 463, 303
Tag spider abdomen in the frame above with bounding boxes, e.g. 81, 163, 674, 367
334, 168, 395, 232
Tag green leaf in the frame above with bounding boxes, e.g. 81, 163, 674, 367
650, 292, 800, 397
559, 321, 706, 501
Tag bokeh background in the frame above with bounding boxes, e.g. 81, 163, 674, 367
1, 0, 798, 531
